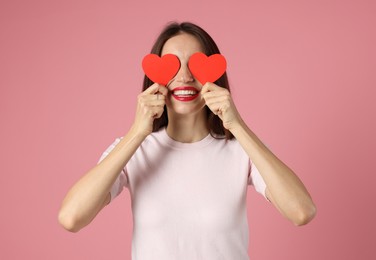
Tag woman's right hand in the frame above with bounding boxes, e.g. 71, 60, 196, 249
131, 83, 168, 138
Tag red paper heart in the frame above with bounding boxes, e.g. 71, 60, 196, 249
142, 54, 180, 86
188, 52, 227, 85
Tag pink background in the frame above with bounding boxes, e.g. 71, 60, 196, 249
1, 0, 375, 259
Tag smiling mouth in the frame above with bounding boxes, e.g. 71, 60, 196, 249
173, 89, 198, 96
172, 87, 199, 101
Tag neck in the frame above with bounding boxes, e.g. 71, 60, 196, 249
166, 110, 209, 143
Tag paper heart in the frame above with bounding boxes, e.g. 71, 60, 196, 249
142, 54, 180, 86
188, 52, 227, 85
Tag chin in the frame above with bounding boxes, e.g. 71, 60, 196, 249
167, 101, 206, 116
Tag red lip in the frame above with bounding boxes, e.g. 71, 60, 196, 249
172, 86, 199, 92
171, 86, 199, 102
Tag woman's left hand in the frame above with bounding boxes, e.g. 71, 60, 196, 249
201, 82, 243, 131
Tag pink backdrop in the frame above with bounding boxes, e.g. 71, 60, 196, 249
1, 0, 375, 259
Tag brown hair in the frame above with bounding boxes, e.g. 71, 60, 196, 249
143, 22, 233, 140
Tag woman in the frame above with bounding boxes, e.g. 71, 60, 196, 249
58, 22, 316, 259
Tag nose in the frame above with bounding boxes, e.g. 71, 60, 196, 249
176, 64, 194, 83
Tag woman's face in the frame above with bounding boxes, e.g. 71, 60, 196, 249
161, 33, 206, 116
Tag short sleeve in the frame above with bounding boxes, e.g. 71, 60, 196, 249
248, 160, 267, 200
97, 137, 128, 202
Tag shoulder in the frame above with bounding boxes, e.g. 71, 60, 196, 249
208, 136, 248, 158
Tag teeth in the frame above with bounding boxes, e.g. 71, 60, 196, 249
173, 90, 197, 96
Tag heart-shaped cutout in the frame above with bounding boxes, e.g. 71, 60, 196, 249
142, 54, 180, 86
188, 52, 227, 85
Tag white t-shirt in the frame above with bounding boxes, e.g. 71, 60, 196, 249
98, 127, 267, 260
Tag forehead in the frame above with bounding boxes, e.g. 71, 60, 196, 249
161, 33, 204, 57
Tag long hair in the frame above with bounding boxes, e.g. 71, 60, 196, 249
142, 22, 233, 140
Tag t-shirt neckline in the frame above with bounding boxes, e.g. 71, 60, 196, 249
158, 127, 215, 149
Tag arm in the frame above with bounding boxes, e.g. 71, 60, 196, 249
201, 83, 316, 226
58, 130, 145, 232
231, 122, 316, 226
58, 84, 167, 232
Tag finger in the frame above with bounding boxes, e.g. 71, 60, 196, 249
137, 94, 164, 110
153, 93, 166, 101
144, 83, 163, 95
207, 102, 227, 117
146, 105, 165, 119
139, 94, 165, 106
206, 101, 221, 112
157, 85, 169, 97
148, 98, 166, 107
207, 104, 221, 116
201, 82, 218, 94
202, 89, 228, 99
203, 95, 229, 106
153, 107, 165, 119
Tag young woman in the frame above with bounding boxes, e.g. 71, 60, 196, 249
59, 22, 316, 259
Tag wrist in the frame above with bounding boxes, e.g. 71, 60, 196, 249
227, 118, 246, 135
128, 125, 150, 141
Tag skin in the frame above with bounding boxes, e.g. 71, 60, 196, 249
58, 33, 316, 233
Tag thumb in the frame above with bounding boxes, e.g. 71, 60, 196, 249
144, 83, 163, 94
